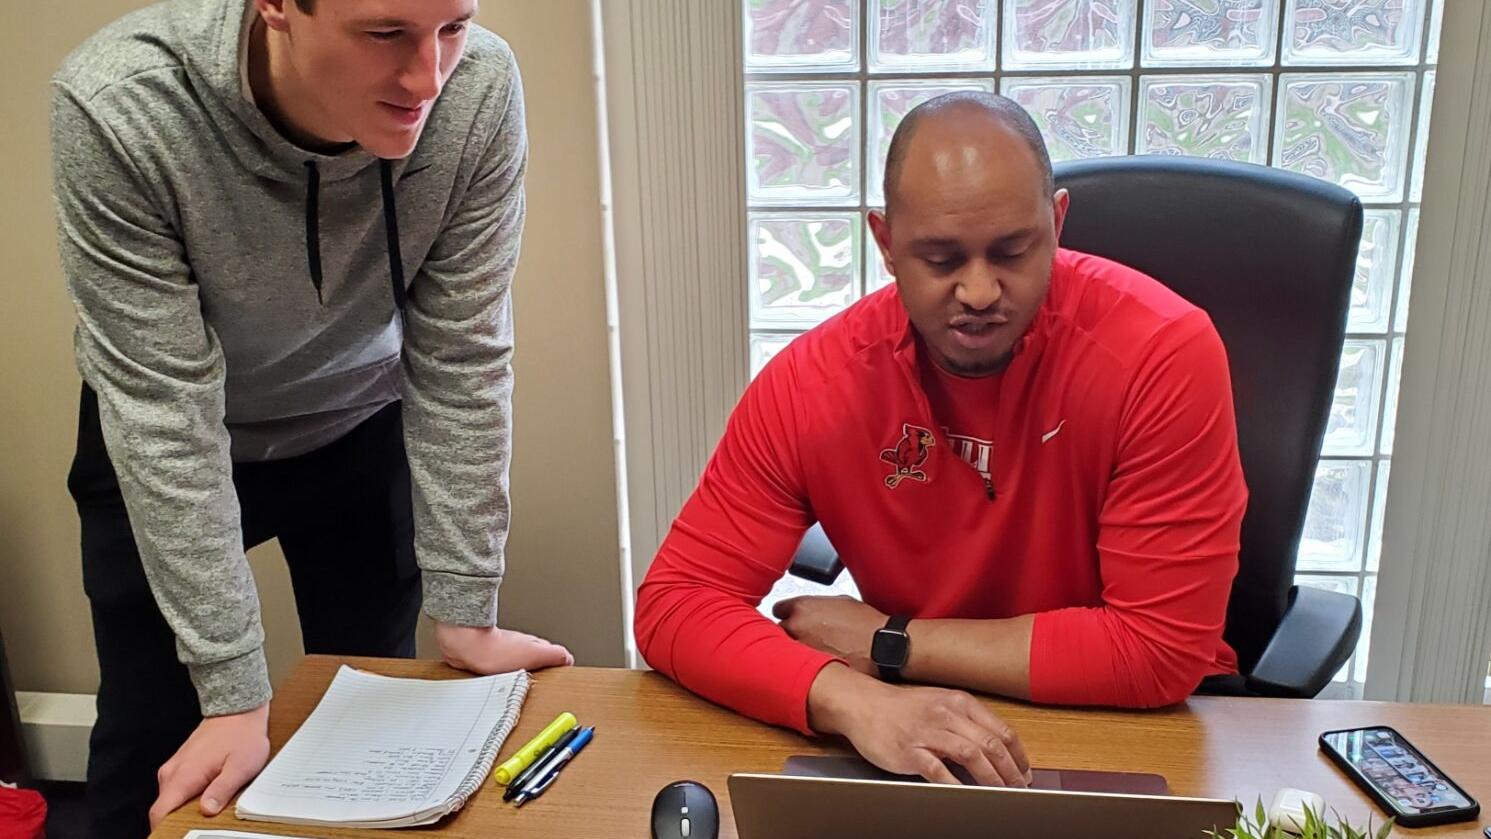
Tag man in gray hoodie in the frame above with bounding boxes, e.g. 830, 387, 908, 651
51, 0, 571, 835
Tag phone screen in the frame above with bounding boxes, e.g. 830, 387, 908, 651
1322, 727, 1473, 815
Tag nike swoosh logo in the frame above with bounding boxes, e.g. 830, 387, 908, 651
1041, 420, 1067, 444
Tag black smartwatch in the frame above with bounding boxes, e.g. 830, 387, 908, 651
871, 615, 912, 682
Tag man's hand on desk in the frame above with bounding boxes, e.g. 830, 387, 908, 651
774, 595, 885, 676
148, 701, 270, 830
807, 662, 1033, 789
434, 623, 574, 674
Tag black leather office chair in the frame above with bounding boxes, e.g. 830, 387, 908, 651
789, 156, 1365, 699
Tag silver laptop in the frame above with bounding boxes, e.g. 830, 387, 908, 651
728, 771, 1240, 839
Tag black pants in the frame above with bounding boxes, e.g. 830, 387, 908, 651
68, 386, 421, 839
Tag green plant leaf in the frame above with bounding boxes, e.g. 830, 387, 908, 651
1211, 799, 1391, 839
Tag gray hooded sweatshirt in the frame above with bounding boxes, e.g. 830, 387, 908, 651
51, 0, 525, 715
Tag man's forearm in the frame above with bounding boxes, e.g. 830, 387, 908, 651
903, 614, 1035, 700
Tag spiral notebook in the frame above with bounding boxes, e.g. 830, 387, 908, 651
235, 665, 530, 829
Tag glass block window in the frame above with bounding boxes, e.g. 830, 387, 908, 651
742, 0, 1442, 695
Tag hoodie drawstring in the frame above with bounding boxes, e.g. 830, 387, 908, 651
303, 161, 324, 305
301, 159, 408, 313
380, 159, 408, 312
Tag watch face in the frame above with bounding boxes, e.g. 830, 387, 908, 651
871, 628, 910, 668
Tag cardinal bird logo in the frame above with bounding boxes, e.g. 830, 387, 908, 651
880, 423, 936, 489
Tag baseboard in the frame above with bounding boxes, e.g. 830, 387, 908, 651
15, 693, 94, 783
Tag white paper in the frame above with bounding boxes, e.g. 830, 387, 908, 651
236, 666, 528, 828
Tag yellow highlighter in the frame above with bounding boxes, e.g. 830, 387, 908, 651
494, 712, 578, 786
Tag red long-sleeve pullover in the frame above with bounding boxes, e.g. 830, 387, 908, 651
635, 249, 1247, 735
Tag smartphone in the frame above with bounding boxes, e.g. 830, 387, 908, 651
1319, 726, 1480, 828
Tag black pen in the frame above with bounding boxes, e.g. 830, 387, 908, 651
503, 727, 580, 802
513, 726, 594, 808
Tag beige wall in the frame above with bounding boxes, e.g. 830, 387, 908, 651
0, 0, 625, 696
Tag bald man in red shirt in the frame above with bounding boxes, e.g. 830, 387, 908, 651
634, 92, 1247, 788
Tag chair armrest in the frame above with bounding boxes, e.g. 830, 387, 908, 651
1246, 585, 1362, 699
787, 523, 844, 586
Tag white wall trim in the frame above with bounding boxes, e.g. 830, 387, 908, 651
1365, 0, 1491, 704
16, 692, 94, 783
597, 0, 748, 668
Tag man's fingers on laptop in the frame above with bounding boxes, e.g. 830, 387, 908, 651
963, 698, 1032, 778
912, 748, 962, 785
929, 732, 1007, 787
948, 716, 1026, 787
981, 737, 1028, 788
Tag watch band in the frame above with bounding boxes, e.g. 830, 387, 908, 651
875, 614, 912, 682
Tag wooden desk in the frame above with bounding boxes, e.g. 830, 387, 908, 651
155, 656, 1491, 838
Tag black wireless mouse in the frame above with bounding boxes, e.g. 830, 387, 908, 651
651, 780, 719, 839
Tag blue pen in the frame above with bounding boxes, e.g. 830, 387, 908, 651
512, 726, 594, 808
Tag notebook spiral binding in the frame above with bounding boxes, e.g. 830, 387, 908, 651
449, 670, 532, 809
